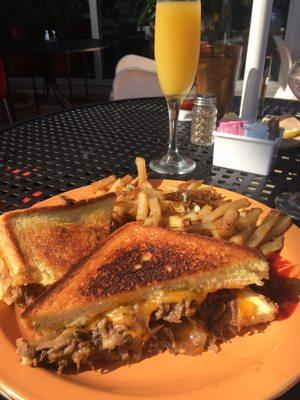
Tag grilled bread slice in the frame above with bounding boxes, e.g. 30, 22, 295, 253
0, 193, 115, 304
23, 222, 269, 333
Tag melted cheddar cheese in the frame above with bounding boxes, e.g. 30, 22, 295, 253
107, 289, 203, 326
89, 289, 205, 350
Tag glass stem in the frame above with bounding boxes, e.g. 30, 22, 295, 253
166, 97, 182, 161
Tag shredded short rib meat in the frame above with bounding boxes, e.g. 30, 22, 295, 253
154, 300, 196, 323
16, 292, 242, 373
198, 289, 239, 340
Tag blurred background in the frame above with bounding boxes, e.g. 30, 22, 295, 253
0, 0, 298, 127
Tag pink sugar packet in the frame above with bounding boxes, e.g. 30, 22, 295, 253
217, 120, 247, 136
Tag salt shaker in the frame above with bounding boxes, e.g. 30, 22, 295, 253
51, 30, 57, 42
44, 30, 50, 42
191, 94, 217, 146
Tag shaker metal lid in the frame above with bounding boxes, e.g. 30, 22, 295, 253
194, 94, 216, 106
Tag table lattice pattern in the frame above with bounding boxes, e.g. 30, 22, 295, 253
0, 97, 299, 215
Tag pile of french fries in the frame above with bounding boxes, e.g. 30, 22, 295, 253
92, 157, 292, 256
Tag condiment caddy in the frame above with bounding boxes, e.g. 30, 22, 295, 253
212, 115, 283, 176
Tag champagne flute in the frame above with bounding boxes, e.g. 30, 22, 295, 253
150, 0, 201, 175
275, 59, 300, 220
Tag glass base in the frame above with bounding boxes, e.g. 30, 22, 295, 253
150, 154, 196, 176
275, 192, 300, 220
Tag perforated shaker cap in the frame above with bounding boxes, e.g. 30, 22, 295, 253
194, 94, 216, 106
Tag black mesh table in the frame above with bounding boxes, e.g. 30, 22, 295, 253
0, 97, 299, 399
0, 97, 299, 215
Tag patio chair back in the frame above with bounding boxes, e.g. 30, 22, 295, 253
0, 57, 13, 124
273, 36, 296, 99
111, 55, 163, 100
0, 58, 8, 100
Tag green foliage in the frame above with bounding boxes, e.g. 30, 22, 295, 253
133, 0, 156, 29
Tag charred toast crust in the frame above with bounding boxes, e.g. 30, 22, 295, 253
23, 222, 266, 319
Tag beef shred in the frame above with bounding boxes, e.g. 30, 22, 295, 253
17, 291, 240, 373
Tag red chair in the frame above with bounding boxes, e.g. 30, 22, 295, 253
0, 57, 13, 124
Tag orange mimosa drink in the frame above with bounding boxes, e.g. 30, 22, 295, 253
155, 1, 201, 97
150, 0, 201, 176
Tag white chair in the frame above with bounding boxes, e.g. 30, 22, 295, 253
111, 55, 163, 100
273, 35, 296, 99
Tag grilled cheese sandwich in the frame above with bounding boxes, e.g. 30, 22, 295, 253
0, 193, 115, 305
16, 223, 277, 373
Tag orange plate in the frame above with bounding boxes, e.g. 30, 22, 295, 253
0, 180, 300, 400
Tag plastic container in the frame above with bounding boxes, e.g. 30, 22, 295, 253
213, 131, 281, 176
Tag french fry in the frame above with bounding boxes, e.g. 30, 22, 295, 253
187, 181, 202, 190
92, 158, 290, 255
91, 175, 116, 192
142, 181, 153, 190
114, 203, 125, 217
109, 178, 125, 193
148, 197, 162, 226
168, 215, 186, 228
121, 175, 133, 185
114, 200, 134, 215
143, 187, 163, 201
261, 214, 292, 244
135, 157, 147, 187
184, 211, 201, 222
127, 201, 138, 219
202, 198, 250, 224
136, 191, 149, 221
144, 216, 154, 226
260, 236, 284, 256
237, 208, 262, 231
165, 186, 181, 193
213, 208, 239, 238
93, 189, 106, 196
186, 221, 215, 235
198, 204, 213, 219
246, 210, 281, 248
112, 208, 125, 222
228, 198, 251, 209
188, 188, 222, 199
123, 187, 141, 199
229, 226, 256, 246
201, 200, 233, 223
211, 229, 222, 240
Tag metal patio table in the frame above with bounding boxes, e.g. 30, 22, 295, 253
0, 97, 299, 215
0, 97, 299, 399
0, 38, 109, 112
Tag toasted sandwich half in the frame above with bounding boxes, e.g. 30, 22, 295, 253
0, 193, 115, 306
17, 222, 277, 372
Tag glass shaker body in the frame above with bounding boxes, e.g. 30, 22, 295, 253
191, 94, 217, 146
